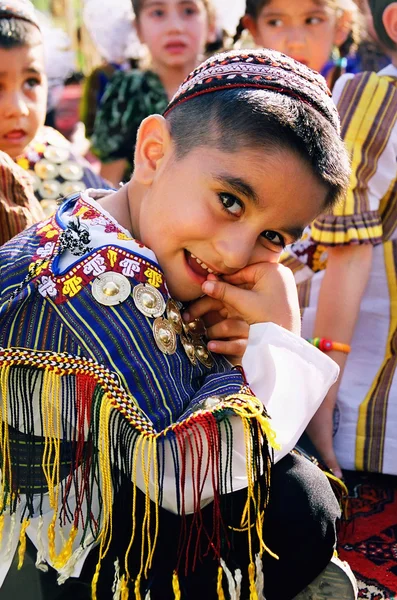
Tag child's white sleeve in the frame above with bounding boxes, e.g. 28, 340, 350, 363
242, 322, 339, 462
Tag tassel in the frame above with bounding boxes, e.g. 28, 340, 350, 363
120, 575, 129, 600
235, 569, 242, 600
172, 571, 181, 600
134, 574, 142, 600
112, 558, 121, 599
0, 514, 5, 547
255, 554, 265, 600
145, 591, 151, 600
17, 518, 30, 570
5, 513, 16, 559
248, 562, 259, 600
217, 564, 226, 600
221, 559, 238, 600
35, 516, 48, 572
57, 534, 93, 584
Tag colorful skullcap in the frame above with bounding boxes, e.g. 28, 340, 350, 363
0, 0, 40, 29
164, 49, 340, 134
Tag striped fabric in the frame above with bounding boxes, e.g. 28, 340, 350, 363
0, 150, 44, 245
311, 71, 397, 246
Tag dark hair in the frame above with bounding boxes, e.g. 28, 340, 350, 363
0, 16, 41, 48
368, 0, 397, 51
166, 88, 350, 210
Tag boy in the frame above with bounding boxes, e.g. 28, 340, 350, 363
0, 48, 356, 599
0, 0, 108, 229
283, 0, 397, 481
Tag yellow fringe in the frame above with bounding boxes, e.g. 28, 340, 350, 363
0, 365, 12, 512
134, 574, 142, 599
217, 565, 226, 600
120, 574, 129, 600
248, 562, 259, 600
172, 571, 181, 600
17, 518, 30, 569
0, 514, 5, 546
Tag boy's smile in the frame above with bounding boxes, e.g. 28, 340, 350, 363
127, 139, 329, 302
0, 43, 47, 159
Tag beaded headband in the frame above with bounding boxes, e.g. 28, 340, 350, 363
0, 0, 40, 29
164, 49, 340, 134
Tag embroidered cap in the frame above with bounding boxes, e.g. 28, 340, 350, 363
0, 0, 40, 29
164, 48, 340, 134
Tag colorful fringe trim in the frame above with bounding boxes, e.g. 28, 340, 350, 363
0, 347, 279, 598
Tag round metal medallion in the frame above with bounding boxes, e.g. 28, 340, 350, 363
183, 318, 207, 339
92, 272, 132, 306
34, 158, 59, 180
153, 317, 177, 355
60, 180, 87, 197
59, 161, 84, 181
133, 283, 166, 318
181, 334, 196, 366
40, 199, 59, 217
39, 179, 61, 200
166, 299, 183, 334
194, 342, 214, 369
44, 145, 70, 164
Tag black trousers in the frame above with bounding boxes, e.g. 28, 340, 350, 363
2, 453, 340, 600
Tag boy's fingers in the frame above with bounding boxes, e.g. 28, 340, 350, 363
207, 338, 248, 358
206, 319, 248, 341
202, 279, 246, 311
184, 296, 224, 321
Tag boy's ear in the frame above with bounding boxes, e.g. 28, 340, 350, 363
134, 114, 172, 185
241, 15, 260, 45
382, 3, 397, 46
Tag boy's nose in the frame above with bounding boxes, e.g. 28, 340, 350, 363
215, 236, 254, 272
167, 10, 184, 32
286, 27, 306, 49
3, 92, 29, 118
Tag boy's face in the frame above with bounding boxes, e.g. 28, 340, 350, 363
0, 42, 47, 159
133, 139, 329, 302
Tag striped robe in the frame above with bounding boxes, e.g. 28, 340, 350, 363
284, 65, 397, 475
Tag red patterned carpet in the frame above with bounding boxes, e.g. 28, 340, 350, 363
338, 471, 397, 599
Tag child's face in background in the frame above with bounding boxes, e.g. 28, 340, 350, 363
133, 140, 328, 302
0, 42, 47, 159
137, 0, 214, 69
244, 0, 346, 73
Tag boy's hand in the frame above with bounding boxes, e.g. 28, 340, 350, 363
184, 299, 249, 365
200, 263, 301, 336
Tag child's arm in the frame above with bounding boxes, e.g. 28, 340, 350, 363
306, 243, 373, 477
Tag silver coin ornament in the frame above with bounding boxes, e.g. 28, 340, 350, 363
27, 170, 41, 191
194, 342, 214, 369
40, 199, 59, 217
133, 284, 166, 318
153, 317, 177, 355
60, 180, 87, 197
181, 334, 197, 366
202, 396, 220, 409
39, 179, 61, 200
34, 159, 59, 180
92, 272, 132, 306
59, 161, 84, 181
44, 145, 70, 164
166, 299, 183, 334
183, 318, 206, 339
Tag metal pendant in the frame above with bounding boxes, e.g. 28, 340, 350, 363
133, 283, 166, 318
44, 145, 70, 164
202, 396, 220, 409
194, 342, 214, 368
166, 299, 183, 334
183, 318, 206, 339
39, 179, 61, 200
153, 317, 177, 355
60, 180, 87, 197
92, 271, 132, 306
34, 158, 59, 180
59, 161, 84, 181
181, 334, 197, 366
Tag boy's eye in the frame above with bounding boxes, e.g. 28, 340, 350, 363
261, 230, 285, 248
150, 8, 165, 17
266, 18, 283, 27
183, 6, 198, 16
306, 16, 323, 25
24, 78, 41, 90
219, 193, 243, 217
